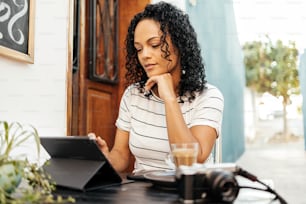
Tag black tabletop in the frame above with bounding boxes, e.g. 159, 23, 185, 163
54, 179, 282, 204
55, 180, 181, 204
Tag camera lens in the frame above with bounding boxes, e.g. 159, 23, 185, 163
207, 170, 239, 203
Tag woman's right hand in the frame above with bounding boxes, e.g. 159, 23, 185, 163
88, 132, 110, 159
89, 129, 130, 172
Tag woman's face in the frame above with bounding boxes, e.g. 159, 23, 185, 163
134, 19, 181, 78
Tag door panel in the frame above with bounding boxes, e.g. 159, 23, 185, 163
86, 88, 116, 148
70, 0, 150, 172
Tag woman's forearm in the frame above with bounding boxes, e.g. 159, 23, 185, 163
164, 99, 197, 144
108, 149, 130, 172
164, 99, 217, 163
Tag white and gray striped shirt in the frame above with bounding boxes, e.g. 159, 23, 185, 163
115, 83, 224, 173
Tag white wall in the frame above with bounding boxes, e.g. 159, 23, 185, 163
0, 0, 70, 137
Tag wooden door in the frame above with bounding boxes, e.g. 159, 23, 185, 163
69, 0, 149, 172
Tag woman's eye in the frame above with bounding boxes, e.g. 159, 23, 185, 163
152, 44, 160, 48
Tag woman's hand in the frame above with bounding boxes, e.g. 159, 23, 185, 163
145, 73, 177, 101
88, 132, 110, 159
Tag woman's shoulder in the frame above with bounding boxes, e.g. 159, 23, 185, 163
205, 83, 222, 93
200, 83, 224, 100
124, 83, 141, 93
122, 83, 143, 99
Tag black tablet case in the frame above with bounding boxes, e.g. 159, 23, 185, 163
40, 136, 122, 191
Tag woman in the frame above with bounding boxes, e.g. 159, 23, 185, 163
94, 1, 224, 173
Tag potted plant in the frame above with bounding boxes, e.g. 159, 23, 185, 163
0, 121, 75, 203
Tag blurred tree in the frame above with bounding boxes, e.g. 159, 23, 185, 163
243, 36, 299, 140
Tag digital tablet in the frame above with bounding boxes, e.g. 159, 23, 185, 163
40, 136, 122, 191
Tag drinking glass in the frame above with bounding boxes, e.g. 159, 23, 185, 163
170, 143, 198, 167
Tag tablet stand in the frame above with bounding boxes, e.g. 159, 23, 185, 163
44, 157, 122, 191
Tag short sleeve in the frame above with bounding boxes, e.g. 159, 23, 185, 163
115, 86, 133, 132
190, 85, 224, 137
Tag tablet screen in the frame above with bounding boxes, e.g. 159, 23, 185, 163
40, 136, 105, 161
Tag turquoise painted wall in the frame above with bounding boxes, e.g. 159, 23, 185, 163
186, 0, 245, 162
299, 50, 306, 150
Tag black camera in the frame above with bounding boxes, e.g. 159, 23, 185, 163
175, 164, 239, 203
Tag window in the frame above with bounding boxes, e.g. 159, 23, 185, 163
88, 0, 118, 84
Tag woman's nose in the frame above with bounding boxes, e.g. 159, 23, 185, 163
140, 47, 151, 59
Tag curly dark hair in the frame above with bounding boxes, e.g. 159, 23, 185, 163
125, 1, 206, 102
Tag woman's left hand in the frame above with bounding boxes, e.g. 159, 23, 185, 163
145, 73, 177, 101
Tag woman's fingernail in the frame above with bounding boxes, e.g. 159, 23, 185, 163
88, 133, 95, 139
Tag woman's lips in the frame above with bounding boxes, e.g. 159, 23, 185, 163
144, 64, 156, 70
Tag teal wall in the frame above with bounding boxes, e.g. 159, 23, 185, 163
186, 0, 245, 161
299, 50, 306, 150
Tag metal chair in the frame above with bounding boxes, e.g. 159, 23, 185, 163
212, 137, 222, 163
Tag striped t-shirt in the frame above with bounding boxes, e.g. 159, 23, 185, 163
115, 83, 224, 173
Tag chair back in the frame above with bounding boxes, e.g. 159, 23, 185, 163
212, 137, 222, 163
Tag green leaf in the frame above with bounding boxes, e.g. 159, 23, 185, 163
1, 121, 75, 203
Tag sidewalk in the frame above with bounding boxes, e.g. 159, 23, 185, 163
236, 118, 306, 204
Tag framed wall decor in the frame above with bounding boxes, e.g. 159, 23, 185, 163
0, 0, 35, 63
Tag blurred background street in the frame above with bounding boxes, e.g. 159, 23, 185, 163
237, 116, 305, 204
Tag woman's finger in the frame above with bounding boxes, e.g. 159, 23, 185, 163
96, 136, 110, 154
145, 77, 157, 91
